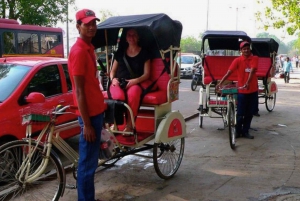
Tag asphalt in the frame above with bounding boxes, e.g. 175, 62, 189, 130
59, 69, 300, 201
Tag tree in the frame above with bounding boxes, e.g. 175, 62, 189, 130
180, 36, 201, 54
0, 0, 75, 26
255, 0, 300, 35
256, 32, 288, 54
99, 9, 114, 22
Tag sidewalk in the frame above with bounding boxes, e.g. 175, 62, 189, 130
289, 66, 300, 79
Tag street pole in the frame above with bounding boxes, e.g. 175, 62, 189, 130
235, 7, 238, 30
206, 0, 209, 30
229, 6, 245, 31
66, 2, 69, 57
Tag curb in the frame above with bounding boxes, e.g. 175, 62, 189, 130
184, 113, 198, 122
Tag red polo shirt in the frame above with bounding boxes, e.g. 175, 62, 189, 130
229, 55, 258, 94
68, 37, 105, 116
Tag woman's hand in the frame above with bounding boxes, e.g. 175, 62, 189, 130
112, 78, 119, 86
126, 78, 139, 88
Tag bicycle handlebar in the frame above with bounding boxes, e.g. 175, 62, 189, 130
53, 105, 78, 114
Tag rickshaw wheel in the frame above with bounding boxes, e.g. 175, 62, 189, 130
153, 138, 185, 179
102, 157, 121, 167
198, 105, 204, 128
265, 93, 276, 112
191, 79, 198, 91
102, 148, 121, 167
228, 102, 236, 150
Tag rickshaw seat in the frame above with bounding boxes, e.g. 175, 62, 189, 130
102, 58, 170, 105
141, 58, 170, 105
256, 57, 272, 79
203, 56, 238, 85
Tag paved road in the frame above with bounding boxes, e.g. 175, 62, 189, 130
59, 72, 300, 201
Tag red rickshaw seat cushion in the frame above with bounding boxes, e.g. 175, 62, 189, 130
256, 57, 272, 78
203, 56, 238, 85
102, 58, 170, 105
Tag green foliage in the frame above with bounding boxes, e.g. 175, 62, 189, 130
99, 10, 114, 22
180, 36, 201, 54
256, 32, 289, 54
256, 0, 300, 35
0, 0, 76, 26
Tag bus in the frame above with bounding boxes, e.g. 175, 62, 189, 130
0, 18, 64, 58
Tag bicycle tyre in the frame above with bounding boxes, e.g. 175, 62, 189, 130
153, 138, 185, 180
265, 93, 276, 112
0, 140, 64, 201
228, 102, 236, 150
198, 105, 204, 128
191, 78, 198, 91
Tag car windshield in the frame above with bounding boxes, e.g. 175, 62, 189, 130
0, 64, 30, 102
179, 56, 194, 64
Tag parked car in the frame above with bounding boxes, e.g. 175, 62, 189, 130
178, 53, 201, 78
0, 57, 80, 145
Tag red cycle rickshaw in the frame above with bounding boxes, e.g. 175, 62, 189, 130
0, 13, 186, 201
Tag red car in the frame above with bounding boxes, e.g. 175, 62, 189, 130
0, 57, 80, 145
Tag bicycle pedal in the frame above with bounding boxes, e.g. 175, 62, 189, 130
65, 184, 77, 189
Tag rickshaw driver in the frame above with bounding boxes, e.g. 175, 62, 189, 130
216, 41, 258, 139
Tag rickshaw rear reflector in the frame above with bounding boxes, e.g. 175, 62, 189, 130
268, 81, 278, 94
168, 118, 182, 137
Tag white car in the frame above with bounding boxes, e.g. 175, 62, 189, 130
178, 54, 201, 78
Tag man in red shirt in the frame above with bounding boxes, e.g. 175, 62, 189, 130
217, 41, 258, 139
68, 9, 105, 201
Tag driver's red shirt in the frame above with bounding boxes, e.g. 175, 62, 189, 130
229, 55, 258, 94
68, 37, 105, 116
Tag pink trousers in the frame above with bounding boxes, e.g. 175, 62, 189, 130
109, 84, 142, 117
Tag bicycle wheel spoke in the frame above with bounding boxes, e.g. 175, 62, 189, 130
0, 141, 64, 201
153, 138, 184, 179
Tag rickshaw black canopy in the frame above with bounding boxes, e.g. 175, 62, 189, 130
92, 13, 182, 57
251, 38, 279, 57
201, 30, 251, 51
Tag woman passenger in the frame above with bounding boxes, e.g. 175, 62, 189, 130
109, 28, 151, 133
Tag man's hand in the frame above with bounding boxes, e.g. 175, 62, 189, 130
83, 125, 96, 142
241, 83, 249, 89
216, 84, 222, 90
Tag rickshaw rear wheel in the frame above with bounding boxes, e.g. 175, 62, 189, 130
153, 138, 185, 179
228, 102, 236, 150
101, 147, 121, 167
265, 93, 276, 112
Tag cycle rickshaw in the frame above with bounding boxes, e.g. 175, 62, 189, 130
251, 38, 279, 112
0, 13, 186, 201
198, 31, 278, 150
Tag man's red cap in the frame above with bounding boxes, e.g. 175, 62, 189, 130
240, 41, 250, 49
76, 9, 100, 24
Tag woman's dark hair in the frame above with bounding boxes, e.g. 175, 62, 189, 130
77, 20, 82, 25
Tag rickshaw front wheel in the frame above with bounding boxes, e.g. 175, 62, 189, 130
265, 93, 276, 112
191, 79, 198, 91
228, 102, 236, 150
198, 105, 204, 128
153, 138, 185, 179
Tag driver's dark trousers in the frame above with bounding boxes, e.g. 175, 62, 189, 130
236, 91, 258, 135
